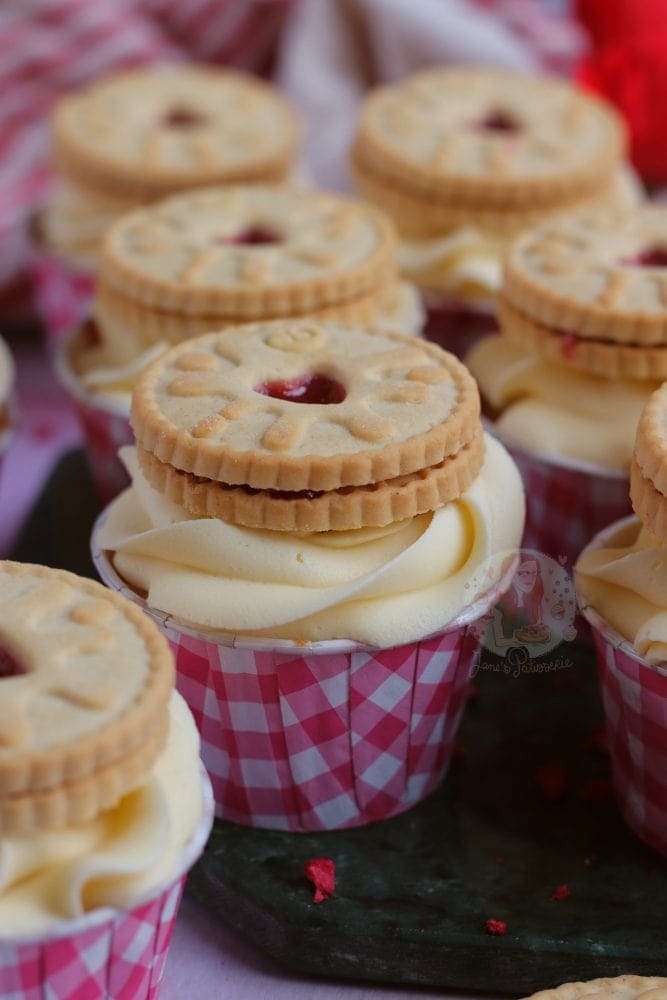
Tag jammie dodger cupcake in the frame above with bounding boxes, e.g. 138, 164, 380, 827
40, 65, 299, 270
576, 384, 667, 855
0, 561, 212, 994
59, 186, 423, 498
93, 319, 525, 830
351, 67, 642, 355
467, 207, 667, 562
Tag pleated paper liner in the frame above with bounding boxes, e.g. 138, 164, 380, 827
578, 515, 667, 858
92, 516, 518, 832
0, 766, 213, 1000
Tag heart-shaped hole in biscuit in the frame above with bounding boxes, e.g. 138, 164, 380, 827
622, 247, 667, 267
256, 374, 346, 404
0, 647, 26, 679
476, 109, 521, 134
162, 106, 207, 129
217, 226, 282, 246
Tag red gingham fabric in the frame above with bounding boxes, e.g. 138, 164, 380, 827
168, 626, 478, 831
502, 438, 632, 569
1, 0, 291, 298
0, 877, 184, 1000
590, 620, 667, 857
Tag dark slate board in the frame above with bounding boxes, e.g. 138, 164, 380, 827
21, 451, 667, 995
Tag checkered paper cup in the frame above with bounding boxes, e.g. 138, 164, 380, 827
488, 425, 632, 569
32, 253, 95, 343
54, 332, 133, 503
92, 523, 516, 832
578, 516, 667, 857
0, 766, 213, 1000
422, 292, 499, 361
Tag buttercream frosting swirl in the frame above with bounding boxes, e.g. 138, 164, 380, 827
576, 518, 667, 665
96, 436, 524, 647
467, 335, 656, 471
0, 693, 203, 935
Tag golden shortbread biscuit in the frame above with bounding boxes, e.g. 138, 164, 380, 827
352, 67, 625, 212
136, 427, 484, 532
53, 66, 298, 201
527, 976, 667, 1000
499, 297, 667, 381
131, 320, 481, 495
504, 207, 667, 346
0, 561, 173, 835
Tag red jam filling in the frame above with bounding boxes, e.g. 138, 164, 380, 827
162, 106, 207, 129
217, 226, 282, 246
622, 247, 667, 267
477, 109, 521, 134
0, 647, 25, 678
255, 374, 346, 405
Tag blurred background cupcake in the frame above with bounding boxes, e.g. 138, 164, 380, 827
351, 66, 642, 359
467, 205, 667, 564
57, 185, 423, 499
33, 64, 300, 340
576, 383, 667, 856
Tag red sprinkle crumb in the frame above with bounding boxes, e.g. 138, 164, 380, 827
535, 762, 569, 801
485, 918, 507, 936
551, 884, 571, 902
304, 857, 335, 904
561, 333, 579, 362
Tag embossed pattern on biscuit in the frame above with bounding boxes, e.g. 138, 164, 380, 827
151, 323, 457, 458
54, 67, 297, 186
0, 568, 152, 754
104, 188, 394, 293
504, 207, 667, 343
354, 68, 624, 201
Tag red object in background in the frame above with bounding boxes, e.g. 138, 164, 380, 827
304, 858, 336, 904
578, 33, 667, 185
575, 0, 667, 47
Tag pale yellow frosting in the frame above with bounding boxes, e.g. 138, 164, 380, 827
96, 437, 525, 647
0, 693, 203, 936
467, 335, 656, 471
576, 518, 667, 665
396, 165, 643, 304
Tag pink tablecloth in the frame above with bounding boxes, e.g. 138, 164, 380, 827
165, 897, 470, 1000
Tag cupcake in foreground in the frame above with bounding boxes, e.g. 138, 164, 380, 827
467, 208, 667, 561
39, 65, 299, 270
351, 67, 641, 355
0, 561, 212, 994
59, 186, 423, 499
527, 977, 667, 1000
576, 385, 667, 855
93, 320, 525, 829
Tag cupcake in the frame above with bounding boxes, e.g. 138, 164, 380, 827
58, 186, 423, 499
351, 67, 642, 357
34, 65, 299, 339
92, 319, 525, 830
576, 383, 667, 855
528, 978, 667, 1000
467, 207, 667, 564
0, 561, 212, 996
